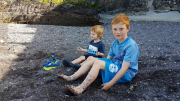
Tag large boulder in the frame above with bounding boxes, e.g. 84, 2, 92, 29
0, 1, 101, 26
50, 3, 101, 26
87, 0, 149, 13
153, 0, 180, 13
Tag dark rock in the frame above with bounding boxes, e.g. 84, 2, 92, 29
153, 0, 180, 11
0, 1, 101, 26
53, 3, 98, 15
51, 3, 101, 26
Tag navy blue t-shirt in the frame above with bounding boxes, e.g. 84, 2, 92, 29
87, 40, 105, 55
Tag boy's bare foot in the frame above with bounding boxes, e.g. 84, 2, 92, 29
65, 85, 84, 95
57, 74, 74, 81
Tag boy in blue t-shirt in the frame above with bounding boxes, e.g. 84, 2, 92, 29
57, 14, 139, 95
62, 25, 105, 69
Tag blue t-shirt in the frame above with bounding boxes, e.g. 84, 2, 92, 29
87, 40, 105, 55
108, 36, 139, 79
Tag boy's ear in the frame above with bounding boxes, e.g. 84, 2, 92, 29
99, 36, 102, 39
127, 27, 130, 32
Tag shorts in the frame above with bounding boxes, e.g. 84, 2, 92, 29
98, 58, 131, 84
84, 53, 102, 59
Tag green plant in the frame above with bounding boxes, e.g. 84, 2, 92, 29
3, 88, 10, 91
86, 2, 101, 10
54, 0, 63, 4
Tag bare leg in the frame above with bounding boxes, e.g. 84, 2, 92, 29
71, 56, 85, 64
57, 74, 76, 81
80, 58, 98, 67
80, 59, 86, 66
66, 59, 105, 95
58, 56, 98, 81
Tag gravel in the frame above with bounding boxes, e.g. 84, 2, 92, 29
0, 18, 180, 100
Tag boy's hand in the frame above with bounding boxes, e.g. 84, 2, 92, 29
96, 52, 101, 56
101, 82, 113, 90
77, 47, 82, 51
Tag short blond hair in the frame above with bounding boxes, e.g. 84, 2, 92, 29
111, 14, 130, 29
91, 25, 104, 39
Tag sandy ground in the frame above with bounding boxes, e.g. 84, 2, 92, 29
0, 12, 180, 100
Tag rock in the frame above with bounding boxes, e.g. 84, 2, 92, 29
50, 3, 101, 26
172, 7, 180, 11
0, 1, 101, 26
0, 39, 5, 44
153, 0, 180, 11
0, 1, 7, 5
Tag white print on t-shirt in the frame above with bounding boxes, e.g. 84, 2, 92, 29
109, 64, 118, 73
88, 45, 98, 55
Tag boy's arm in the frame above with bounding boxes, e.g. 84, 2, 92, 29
77, 47, 88, 52
107, 55, 113, 60
96, 52, 104, 57
101, 61, 130, 90
81, 49, 88, 52
96, 42, 105, 57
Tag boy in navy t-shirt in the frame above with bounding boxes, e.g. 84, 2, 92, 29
58, 14, 139, 95
62, 25, 105, 69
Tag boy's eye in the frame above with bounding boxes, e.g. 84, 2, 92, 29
114, 28, 117, 31
120, 28, 123, 31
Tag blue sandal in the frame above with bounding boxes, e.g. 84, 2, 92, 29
73, 63, 81, 69
62, 59, 74, 67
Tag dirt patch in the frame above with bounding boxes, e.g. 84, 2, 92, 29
0, 21, 180, 100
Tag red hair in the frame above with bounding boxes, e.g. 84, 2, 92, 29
111, 14, 130, 29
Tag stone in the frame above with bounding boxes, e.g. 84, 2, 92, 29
0, 1, 7, 5
0, 0, 180, 25
158, 7, 171, 10
51, 3, 101, 26
172, 7, 180, 11
152, 0, 180, 12
0, 1, 101, 26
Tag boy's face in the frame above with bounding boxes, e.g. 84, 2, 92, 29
112, 22, 130, 43
90, 31, 100, 40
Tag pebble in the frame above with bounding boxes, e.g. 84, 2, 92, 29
0, 21, 180, 100
0, 39, 5, 43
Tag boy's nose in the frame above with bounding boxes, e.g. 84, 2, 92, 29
116, 30, 121, 33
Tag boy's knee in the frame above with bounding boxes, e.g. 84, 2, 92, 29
86, 56, 95, 61
79, 56, 85, 60
93, 60, 105, 70
94, 60, 104, 67
94, 60, 101, 64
